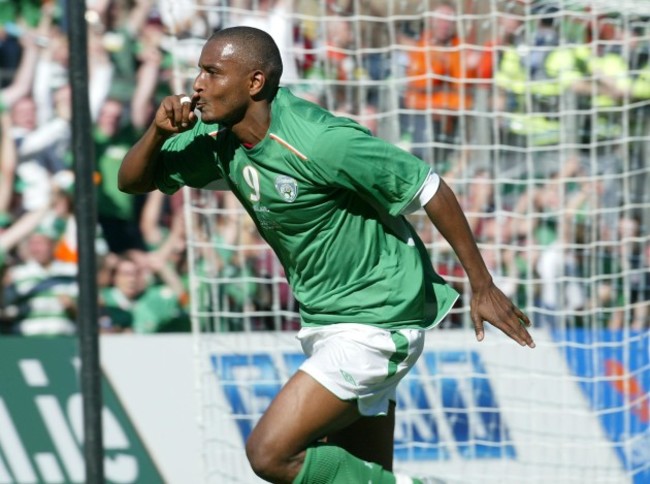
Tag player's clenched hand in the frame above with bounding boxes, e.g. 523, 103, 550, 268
154, 94, 198, 135
470, 282, 535, 348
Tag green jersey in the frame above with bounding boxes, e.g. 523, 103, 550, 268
100, 286, 134, 330
154, 88, 458, 329
95, 126, 141, 221
132, 285, 190, 334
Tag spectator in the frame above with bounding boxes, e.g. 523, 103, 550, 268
86, 0, 166, 105
3, 218, 77, 336
402, 1, 479, 167
45, 169, 110, 265
299, 15, 380, 133
32, 20, 71, 127
0, 196, 53, 332
471, 10, 523, 153
0, 207, 51, 271
493, 5, 589, 178
1, 8, 52, 109
9, 95, 51, 212
476, 12, 524, 81
99, 186, 189, 334
92, 34, 162, 255
531, 168, 601, 329
99, 254, 142, 333
0, 0, 54, 89
326, 0, 422, 114
132, 213, 190, 333
93, 97, 148, 254
15, 84, 72, 211
0, 112, 53, 323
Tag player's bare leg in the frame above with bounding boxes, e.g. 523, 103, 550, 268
325, 401, 396, 471
245, 369, 362, 483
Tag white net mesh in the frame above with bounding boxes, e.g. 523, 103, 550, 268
166, 1, 650, 482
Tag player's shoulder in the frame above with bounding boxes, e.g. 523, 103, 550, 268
272, 88, 371, 145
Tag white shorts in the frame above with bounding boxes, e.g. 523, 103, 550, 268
297, 323, 425, 416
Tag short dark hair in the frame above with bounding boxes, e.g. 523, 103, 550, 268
208, 26, 283, 100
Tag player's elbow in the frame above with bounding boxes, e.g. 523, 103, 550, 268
117, 172, 136, 194
119, 181, 154, 195
117, 171, 153, 195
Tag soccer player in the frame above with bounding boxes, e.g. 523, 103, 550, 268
119, 26, 534, 484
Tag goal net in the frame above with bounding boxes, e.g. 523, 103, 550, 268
164, 0, 650, 482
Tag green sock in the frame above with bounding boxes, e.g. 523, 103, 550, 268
292, 444, 402, 484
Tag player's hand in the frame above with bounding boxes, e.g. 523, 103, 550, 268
470, 282, 535, 348
154, 94, 198, 135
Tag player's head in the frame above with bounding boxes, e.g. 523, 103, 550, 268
193, 26, 283, 126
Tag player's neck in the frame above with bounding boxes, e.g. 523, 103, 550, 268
232, 103, 271, 147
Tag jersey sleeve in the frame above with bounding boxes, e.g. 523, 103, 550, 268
309, 122, 432, 216
154, 121, 223, 195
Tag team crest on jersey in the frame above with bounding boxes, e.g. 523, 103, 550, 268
274, 175, 299, 203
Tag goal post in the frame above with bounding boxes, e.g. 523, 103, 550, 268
162, 1, 650, 482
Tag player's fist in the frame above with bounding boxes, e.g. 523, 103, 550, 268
154, 94, 198, 135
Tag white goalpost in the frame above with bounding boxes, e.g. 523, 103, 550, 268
163, 0, 650, 482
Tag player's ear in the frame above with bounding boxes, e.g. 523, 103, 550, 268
249, 70, 266, 98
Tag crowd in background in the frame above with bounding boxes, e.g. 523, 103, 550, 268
0, 0, 648, 336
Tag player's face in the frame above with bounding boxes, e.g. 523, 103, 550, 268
193, 38, 253, 126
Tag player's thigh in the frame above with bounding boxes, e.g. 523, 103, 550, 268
247, 369, 361, 462
326, 400, 396, 470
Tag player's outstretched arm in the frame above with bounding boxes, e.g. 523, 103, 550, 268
424, 178, 535, 348
118, 94, 197, 194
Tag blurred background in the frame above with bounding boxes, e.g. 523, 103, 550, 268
0, 0, 648, 336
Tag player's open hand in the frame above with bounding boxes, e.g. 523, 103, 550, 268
154, 94, 198, 135
470, 282, 535, 348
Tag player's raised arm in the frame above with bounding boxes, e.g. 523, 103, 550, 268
118, 94, 197, 194
424, 177, 535, 348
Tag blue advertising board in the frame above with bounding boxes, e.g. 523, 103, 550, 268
212, 349, 515, 463
555, 329, 650, 484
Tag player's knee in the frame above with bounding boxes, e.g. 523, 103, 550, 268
245, 432, 285, 481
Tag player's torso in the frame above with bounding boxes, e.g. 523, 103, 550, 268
216, 128, 338, 241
